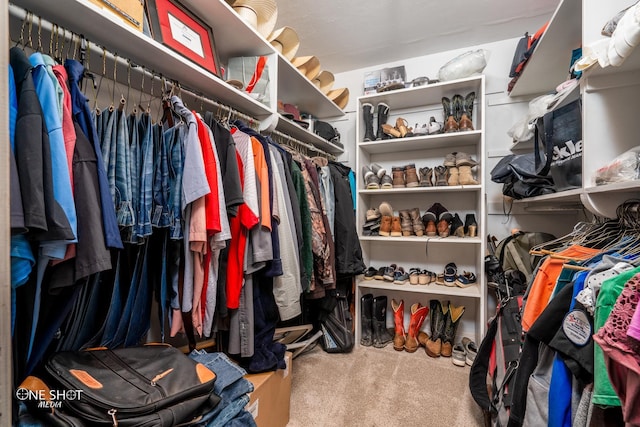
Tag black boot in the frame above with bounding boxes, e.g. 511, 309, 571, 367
376, 102, 390, 140
425, 300, 447, 357
372, 295, 393, 348
441, 302, 465, 357
362, 103, 376, 142
464, 213, 477, 237
450, 213, 464, 237
360, 294, 374, 346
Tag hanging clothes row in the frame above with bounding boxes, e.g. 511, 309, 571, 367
8, 9, 365, 389
507, 200, 640, 427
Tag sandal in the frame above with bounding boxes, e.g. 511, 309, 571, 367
435, 273, 445, 286
410, 268, 421, 285
455, 271, 477, 288
395, 118, 412, 138
443, 262, 457, 287
419, 270, 435, 285
381, 123, 401, 138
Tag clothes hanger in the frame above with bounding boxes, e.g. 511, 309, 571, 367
94, 46, 107, 115
35, 16, 43, 53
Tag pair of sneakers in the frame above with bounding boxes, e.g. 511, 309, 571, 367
362, 163, 392, 189
378, 264, 410, 284
452, 337, 478, 367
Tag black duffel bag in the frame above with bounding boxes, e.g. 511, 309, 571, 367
37, 345, 220, 426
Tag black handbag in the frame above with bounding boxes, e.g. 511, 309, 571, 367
314, 120, 342, 148
40, 346, 220, 426
536, 98, 583, 192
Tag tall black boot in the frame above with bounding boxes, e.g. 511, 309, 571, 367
360, 294, 374, 346
376, 102, 390, 140
362, 103, 375, 142
372, 295, 393, 348
441, 303, 465, 357
425, 299, 447, 357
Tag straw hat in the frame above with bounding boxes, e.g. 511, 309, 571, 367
268, 27, 300, 60
291, 55, 321, 81
328, 87, 349, 110
312, 70, 335, 95
232, 0, 278, 39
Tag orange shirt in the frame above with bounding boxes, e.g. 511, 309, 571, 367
251, 137, 271, 230
521, 245, 600, 331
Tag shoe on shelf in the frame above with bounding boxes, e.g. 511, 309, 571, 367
380, 174, 393, 189
409, 268, 421, 285
393, 267, 410, 285
458, 165, 478, 185
458, 92, 475, 132
404, 164, 419, 187
413, 122, 429, 136
362, 103, 376, 142
409, 207, 425, 236
396, 117, 412, 138
442, 97, 458, 133
419, 270, 435, 285
370, 162, 387, 178
428, 116, 443, 134
451, 213, 465, 237
382, 264, 397, 282
434, 273, 445, 286
452, 343, 467, 367
366, 207, 381, 221
375, 102, 391, 141
455, 271, 477, 288
462, 337, 478, 366
437, 211, 453, 237
419, 167, 433, 187
444, 152, 458, 167
364, 266, 377, 280
434, 165, 449, 186
362, 165, 380, 189
390, 216, 403, 237
399, 210, 413, 237
392, 166, 406, 188
443, 262, 457, 287
464, 214, 477, 237
379, 215, 392, 236
448, 166, 459, 186
362, 219, 381, 236
452, 94, 464, 123
379, 201, 394, 217
374, 267, 385, 281
382, 123, 401, 138
455, 152, 478, 167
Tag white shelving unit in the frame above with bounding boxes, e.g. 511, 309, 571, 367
509, 0, 640, 219
11, 0, 345, 154
354, 75, 487, 345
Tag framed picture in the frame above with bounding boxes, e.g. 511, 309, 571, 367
146, 0, 221, 77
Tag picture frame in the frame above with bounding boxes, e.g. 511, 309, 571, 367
146, 0, 221, 77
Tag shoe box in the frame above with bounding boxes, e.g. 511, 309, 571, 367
245, 351, 293, 427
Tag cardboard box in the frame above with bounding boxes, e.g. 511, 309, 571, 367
363, 65, 406, 95
88, 0, 144, 32
245, 352, 292, 427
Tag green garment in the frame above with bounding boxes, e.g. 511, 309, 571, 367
291, 160, 312, 292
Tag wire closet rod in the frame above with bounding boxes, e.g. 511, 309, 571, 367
8, 3, 259, 127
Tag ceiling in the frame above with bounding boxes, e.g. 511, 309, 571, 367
272, 0, 560, 73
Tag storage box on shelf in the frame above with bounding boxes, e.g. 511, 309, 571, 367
354, 76, 487, 346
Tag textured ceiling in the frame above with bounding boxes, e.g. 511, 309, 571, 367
273, 0, 560, 73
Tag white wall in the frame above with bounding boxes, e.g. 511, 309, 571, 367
332, 38, 580, 242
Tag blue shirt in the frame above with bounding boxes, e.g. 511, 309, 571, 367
65, 59, 123, 249
30, 52, 77, 258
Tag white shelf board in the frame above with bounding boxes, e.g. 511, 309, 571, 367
360, 236, 482, 244
276, 54, 345, 119
275, 115, 344, 154
12, 0, 273, 119
513, 187, 583, 203
357, 279, 481, 299
359, 185, 481, 195
358, 76, 484, 111
585, 180, 640, 194
358, 131, 481, 154
508, 0, 582, 97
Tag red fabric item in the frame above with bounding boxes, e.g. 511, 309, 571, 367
194, 113, 221, 235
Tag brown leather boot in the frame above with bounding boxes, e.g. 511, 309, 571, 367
458, 165, 478, 185
392, 299, 405, 351
404, 163, 419, 187
426, 300, 448, 358
399, 210, 413, 236
392, 167, 405, 188
441, 303, 466, 357
379, 215, 392, 236
419, 167, 433, 187
405, 303, 429, 353
437, 212, 453, 237
409, 207, 425, 236
434, 166, 449, 186
390, 216, 402, 237
448, 166, 459, 186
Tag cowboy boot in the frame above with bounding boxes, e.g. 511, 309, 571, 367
372, 296, 393, 348
441, 303, 466, 357
426, 300, 448, 357
459, 92, 476, 132
409, 207, 425, 236
392, 299, 406, 351
376, 102, 391, 140
452, 94, 464, 123
360, 294, 374, 346
362, 103, 376, 141
442, 96, 458, 133
405, 303, 429, 353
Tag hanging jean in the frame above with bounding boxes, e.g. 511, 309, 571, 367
152, 122, 171, 228
126, 112, 140, 243
100, 107, 117, 203
124, 239, 154, 346
165, 124, 185, 240
152, 230, 169, 342
135, 112, 154, 238
115, 109, 135, 229
99, 250, 128, 347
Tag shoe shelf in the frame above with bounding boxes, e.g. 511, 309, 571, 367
358, 131, 482, 154
357, 279, 482, 299
360, 236, 482, 244
358, 185, 481, 195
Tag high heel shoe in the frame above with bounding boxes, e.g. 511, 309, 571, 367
464, 214, 477, 237
451, 213, 465, 237
396, 118, 412, 138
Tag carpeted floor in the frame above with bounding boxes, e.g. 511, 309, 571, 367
287, 343, 484, 427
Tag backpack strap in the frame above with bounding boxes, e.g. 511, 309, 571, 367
469, 312, 498, 414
